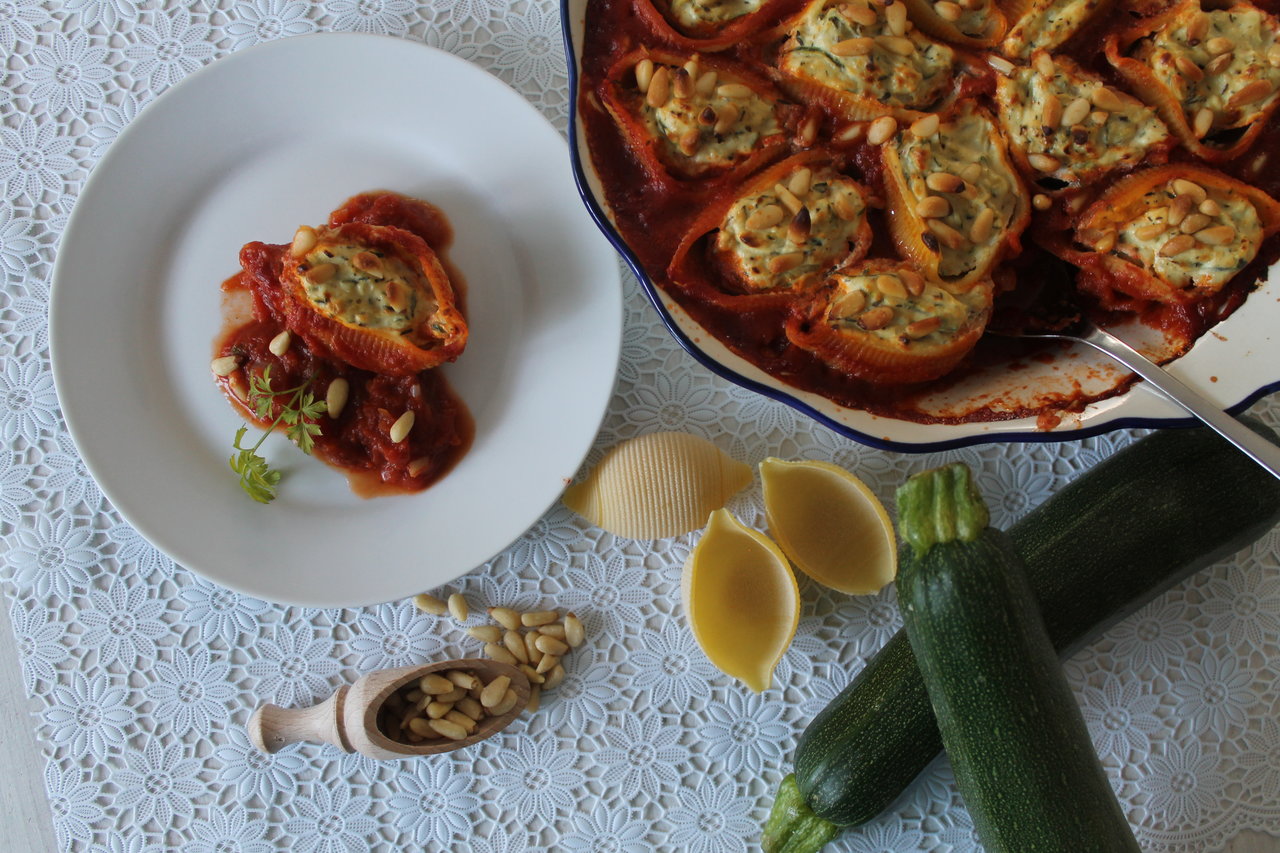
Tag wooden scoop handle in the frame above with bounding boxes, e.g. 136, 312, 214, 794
248, 685, 353, 754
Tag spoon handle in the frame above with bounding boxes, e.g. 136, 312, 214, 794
1082, 326, 1280, 481
248, 685, 353, 754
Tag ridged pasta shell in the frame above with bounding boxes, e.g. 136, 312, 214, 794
562, 432, 752, 539
682, 508, 800, 691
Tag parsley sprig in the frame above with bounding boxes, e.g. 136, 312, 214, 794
229, 366, 327, 503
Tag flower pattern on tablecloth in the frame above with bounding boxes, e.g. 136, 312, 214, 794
0, 2, 1278, 852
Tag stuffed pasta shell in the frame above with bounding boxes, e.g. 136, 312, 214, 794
786, 259, 995, 384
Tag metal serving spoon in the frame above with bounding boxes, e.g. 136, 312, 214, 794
1012, 322, 1280, 481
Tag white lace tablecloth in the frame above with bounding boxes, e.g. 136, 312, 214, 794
2, 2, 1279, 851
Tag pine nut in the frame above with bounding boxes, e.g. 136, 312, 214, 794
867, 115, 898, 145
267, 330, 291, 357
325, 377, 348, 419
446, 670, 478, 690
834, 195, 862, 221
926, 171, 964, 193
480, 675, 511, 708
1196, 224, 1236, 245
447, 592, 469, 622
437, 685, 467, 704
1199, 199, 1221, 216
1158, 234, 1196, 256
445, 710, 476, 732
542, 665, 566, 691
646, 66, 670, 107
695, 70, 717, 95
1205, 36, 1234, 55
970, 207, 996, 242
900, 269, 926, 297
859, 306, 895, 330
426, 700, 452, 719
520, 664, 545, 684
832, 37, 875, 56
1134, 222, 1167, 240
1032, 193, 1052, 211
788, 208, 812, 244
836, 123, 865, 144
910, 114, 940, 138
844, 3, 878, 26
1168, 194, 1194, 226
927, 218, 966, 249
429, 719, 468, 740
1193, 107, 1214, 139
678, 129, 700, 156
1269, 44, 1280, 68
210, 355, 240, 377
886, 1, 907, 35
635, 58, 654, 93
1090, 87, 1126, 112
672, 67, 694, 99
877, 274, 908, 299
389, 410, 415, 443
879, 36, 915, 56
936, 1, 962, 19
698, 106, 716, 127
1204, 53, 1232, 75
1060, 97, 1091, 127
798, 114, 820, 146
1095, 229, 1117, 252
484, 643, 517, 665
987, 55, 1015, 75
420, 673, 454, 694
716, 83, 754, 98
490, 688, 519, 716
456, 697, 485, 721
1186, 12, 1210, 43
304, 262, 336, 284
489, 607, 521, 630
774, 183, 804, 214
524, 630, 542, 663
536, 635, 570, 657
521, 610, 560, 627
290, 226, 318, 258
1172, 179, 1207, 203
915, 195, 950, 218
788, 167, 813, 198
536, 652, 560, 674
1179, 213, 1212, 234
539, 623, 567, 640
1229, 80, 1272, 108
1175, 55, 1203, 82
564, 613, 585, 647
961, 162, 982, 183
769, 252, 805, 274
467, 625, 502, 643
413, 593, 447, 615
746, 205, 784, 230
407, 457, 431, 478
504, 629, 529, 663
1034, 52, 1055, 77
713, 102, 740, 135
905, 316, 942, 338
408, 717, 433, 736
1041, 96, 1063, 128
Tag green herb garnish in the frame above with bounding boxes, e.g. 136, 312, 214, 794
229, 366, 327, 503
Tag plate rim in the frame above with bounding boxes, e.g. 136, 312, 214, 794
50, 31, 623, 605
558, 0, 1280, 453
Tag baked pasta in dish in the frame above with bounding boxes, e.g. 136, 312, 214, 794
578, 0, 1280, 421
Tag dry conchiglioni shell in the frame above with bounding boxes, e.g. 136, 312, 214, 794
682, 508, 800, 692
562, 431, 752, 539
760, 457, 897, 595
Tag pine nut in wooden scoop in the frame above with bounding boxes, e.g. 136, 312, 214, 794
247, 658, 530, 759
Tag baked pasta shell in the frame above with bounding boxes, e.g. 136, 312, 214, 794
881, 100, 1031, 288
632, 0, 809, 49
901, 0, 1008, 49
269, 222, 467, 376
668, 148, 875, 298
1105, 0, 1280, 164
1069, 164, 1280, 305
786, 258, 995, 384
599, 47, 793, 186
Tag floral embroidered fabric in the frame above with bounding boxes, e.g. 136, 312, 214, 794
1, 2, 1279, 851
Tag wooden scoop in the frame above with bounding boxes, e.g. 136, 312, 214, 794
247, 658, 531, 760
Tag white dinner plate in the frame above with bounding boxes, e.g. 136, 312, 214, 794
561, 0, 1280, 451
51, 33, 623, 607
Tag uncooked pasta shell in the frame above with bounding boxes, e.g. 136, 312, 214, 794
562, 432, 753, 539
682, 508, 800, 691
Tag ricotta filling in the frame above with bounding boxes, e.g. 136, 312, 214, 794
998, 65, 1169, 180
300, 243, 434, 335
640, 67, 780, 170
825, 269, 985, 347
667, 0, 765, 28
1002, 0, 1108, 59
780, 1, 954, 110
1113, 188, 1263, 291
1137, 7, 1280, 133
897, 109, 1021, 280
716, 168, 867, 292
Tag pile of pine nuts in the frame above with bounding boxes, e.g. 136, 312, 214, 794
378, 667, 519, 744
412, 591, 585, 714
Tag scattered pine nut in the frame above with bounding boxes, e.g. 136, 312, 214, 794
504, 629, 530, 663
467, 625, 503, 643
481, 675, 511, 708
413, 593, 448, 615
484, 643, 518, 665
389, 410, 415, 444
447, 592, 469, 622
489, 607, 521, 631
429, 719, 468, 740
210, 356, 240, 377
521, 610, 559, 627
564, 613, 585, 648
268, 330, 291, 357
491, 688, 519, 716
325, 377, 348, 419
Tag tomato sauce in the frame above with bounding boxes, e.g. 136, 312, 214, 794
579, 0, 1280, 424
214, 192, 473, 496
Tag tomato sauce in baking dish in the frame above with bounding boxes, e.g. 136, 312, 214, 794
577, 0, 1280, 423
213, 191, 473, 496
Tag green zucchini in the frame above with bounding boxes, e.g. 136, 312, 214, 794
896, 463, 1141, 852
762, 420, 1280, 850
